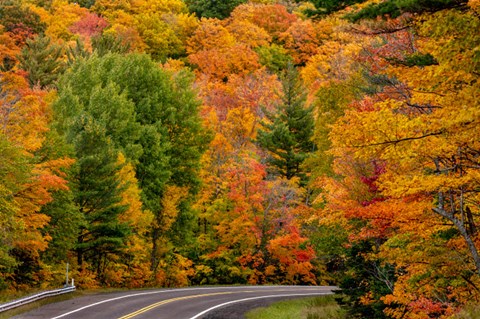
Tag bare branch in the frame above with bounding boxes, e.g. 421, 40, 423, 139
352, 131, 444, 148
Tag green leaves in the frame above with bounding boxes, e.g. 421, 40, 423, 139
257, 64, 314, 184
186, 0, 247, 19
345, 0, 468, 22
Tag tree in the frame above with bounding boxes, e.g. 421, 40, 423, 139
0, 72, 74, 287
69, 12, 108, 40
299, 0, 367, 17
0, 26, 21, 71
0, 133, 26, 289
186, 0, 247, 19
345, 0, 468, 22
229, 4, 297, 42
0, 1, 46, 45
325, 4, 480, 316
72, 116, 131, 281
54, 53, 208, 282
18, 35, 65, 89
257, 64, 314, 185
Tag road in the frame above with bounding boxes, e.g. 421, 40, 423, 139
12, 285, 336, 319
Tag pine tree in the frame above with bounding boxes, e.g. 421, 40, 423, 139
257, 64, 314, 185
72, 116, 130, 280
18, 35, 65, 89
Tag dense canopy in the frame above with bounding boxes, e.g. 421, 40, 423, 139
0, 0, 479, 317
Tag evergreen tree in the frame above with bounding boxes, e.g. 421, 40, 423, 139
18, 35, 65, 89
257, 64, 314, 185
335, 240, 397, 319
39, 131, 82, 265
72, 116, 130, 280
186, 0, 247, 19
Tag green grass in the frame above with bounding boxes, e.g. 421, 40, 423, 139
246, 295, 346, 319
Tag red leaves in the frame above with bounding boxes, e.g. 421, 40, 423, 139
69, 13, 108, 39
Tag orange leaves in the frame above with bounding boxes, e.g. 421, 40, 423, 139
226, 20, 270, 48
189, 43, 260, 80
316, 5, 480, 316
187, 19, 234, 54
268, 229, 317, 284
0, 26, 21, 70
0, 72, 51, 152
279, 19, 323, 65
230, 4, 297, 40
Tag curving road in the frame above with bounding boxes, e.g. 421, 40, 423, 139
12, 286, 336, 319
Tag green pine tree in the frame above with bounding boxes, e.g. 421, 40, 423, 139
257, 64, 315, 185
72, 117, 130, 281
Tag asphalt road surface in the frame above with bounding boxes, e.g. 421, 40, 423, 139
11, 285, 336, 319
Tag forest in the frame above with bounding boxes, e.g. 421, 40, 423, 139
0, 0, 479, 317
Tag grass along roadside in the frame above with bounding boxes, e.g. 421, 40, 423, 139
245, 295, 346, 319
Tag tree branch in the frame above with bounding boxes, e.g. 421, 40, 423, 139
352, 131, 444, 148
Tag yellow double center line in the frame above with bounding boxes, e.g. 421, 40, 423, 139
117, 291, 236, 319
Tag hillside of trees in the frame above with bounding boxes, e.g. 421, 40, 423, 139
0, 0, 479, 317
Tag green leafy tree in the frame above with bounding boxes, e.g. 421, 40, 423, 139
54, 53, 209, 278
91, 33, 131, 56
255, 44, 293, 75
186, 0, 247, 19
257, 64, 314, 185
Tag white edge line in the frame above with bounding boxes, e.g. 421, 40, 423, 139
188, 292, 333, 319
50, 286, 330, 319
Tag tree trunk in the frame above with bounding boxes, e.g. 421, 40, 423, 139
433, 207, 480, 276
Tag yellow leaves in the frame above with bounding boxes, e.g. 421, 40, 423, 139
223, 107, 257, 149
226, 20, 271, 48
302, 40, 361, 90
44, 2, 88, 41
469, 0, 480, 12
117, 153, 152, 230
157, 185, 188, 232
131, 0, 187, 14
0, 73, 52, 152
186, 19, 235, 54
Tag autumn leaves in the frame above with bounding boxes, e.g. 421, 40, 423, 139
1, 0, 479, 317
